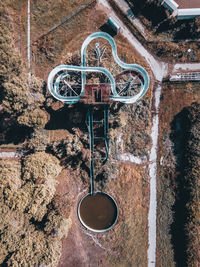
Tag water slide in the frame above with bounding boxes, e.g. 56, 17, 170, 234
48, 32, 150, 104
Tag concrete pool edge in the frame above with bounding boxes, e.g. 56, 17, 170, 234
77, 192, 119, 233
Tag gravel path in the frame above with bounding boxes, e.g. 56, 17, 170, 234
0, 151, 24, 158
147, 84, 162, 267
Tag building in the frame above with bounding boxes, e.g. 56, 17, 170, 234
159, 0, 200, 19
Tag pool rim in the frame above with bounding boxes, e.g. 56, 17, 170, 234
77, 191, 119, 233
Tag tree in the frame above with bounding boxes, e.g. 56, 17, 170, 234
0, 154, 70, 266
0, 8, 48, 130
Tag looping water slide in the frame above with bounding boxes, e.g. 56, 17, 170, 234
48, 31, 150, 105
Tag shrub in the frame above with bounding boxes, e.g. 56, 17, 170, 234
0, 7, 47, 130
6, 232, 62, 267
44, 211, 72, 239
22, 152, 62, 182
17, 108, 48, 129
2, 75, 33, 115
26, 184, 56, 221
0, 155, 71, 266
0, 159, 22, 193
183, 102, 200, 266
26, 129, 50, 152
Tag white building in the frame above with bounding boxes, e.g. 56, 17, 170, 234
159, 0, 200, 19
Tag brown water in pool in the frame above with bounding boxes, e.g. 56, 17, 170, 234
79, 193, 118, 231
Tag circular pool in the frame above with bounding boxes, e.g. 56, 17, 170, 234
78, 192, 118, 232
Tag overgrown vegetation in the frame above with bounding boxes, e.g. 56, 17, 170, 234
168, 102, 200, 266
182, 103, 200, 267
0, 7, 73, 265
127, 0, 200, 39
0, 5, 48, 131
109, 97, 152, 158
157, 82, 200, 267
117, 0, 200, 62
0, 153, 71, 266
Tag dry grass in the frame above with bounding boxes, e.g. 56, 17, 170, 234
32, 3, 104, 78
31, 0, 91, 38
102, 163, 149, 266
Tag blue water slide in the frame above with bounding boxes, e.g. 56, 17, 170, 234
81, 32, 150, 104
47, 64, 116, 104
48, 32, 150, 104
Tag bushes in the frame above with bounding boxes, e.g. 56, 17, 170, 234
170, 102, 200, 266
44, 211, 72, 239
6, 232, 62, 267
26, 129, 50, 152
17, 108, 48, 129
183, 103, 200, 267
119, 98, 151, 157
0, 153, 71, 266
0, 7, 48, 129
22, 151, 62, 182
2, 75, 33, 114
0, 159, 22, 193
2, 74, 48, 128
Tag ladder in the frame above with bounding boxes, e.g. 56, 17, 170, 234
86, 105, 109, 195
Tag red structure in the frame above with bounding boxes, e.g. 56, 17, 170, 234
80, 84, 112, 104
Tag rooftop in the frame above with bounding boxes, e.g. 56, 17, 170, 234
175, 0, 200, 9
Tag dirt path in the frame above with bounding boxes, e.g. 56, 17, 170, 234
58, 208, 106, 267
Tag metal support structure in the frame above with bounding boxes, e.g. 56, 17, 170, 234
86, 106, 95, 195
104, 105, 109, 162
86, 105, 110, 194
